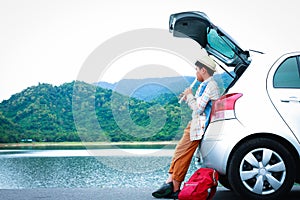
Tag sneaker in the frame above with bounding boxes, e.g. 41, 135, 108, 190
168, 190, 180, 199
152, 182, 173, 198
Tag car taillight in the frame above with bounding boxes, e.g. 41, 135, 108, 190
210, 93, 243, 122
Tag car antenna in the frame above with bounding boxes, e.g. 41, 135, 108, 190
249, 49, 264, 54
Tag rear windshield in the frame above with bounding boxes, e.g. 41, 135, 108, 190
207, 29, 237, 59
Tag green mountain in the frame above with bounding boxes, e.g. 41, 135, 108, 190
0, 112, 24, 142
0, 82, 79, 142
95, 72, 234, 102
0, 72, 234, 143
95, 76, 195, 102
0, 81, 191, 143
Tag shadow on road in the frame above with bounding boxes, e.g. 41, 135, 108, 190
214, 185, 300, 200
0, 186, 299, 200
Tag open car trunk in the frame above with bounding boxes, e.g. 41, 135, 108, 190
169, 11, 252, 92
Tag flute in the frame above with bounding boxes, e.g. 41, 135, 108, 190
178, 78, 198, 103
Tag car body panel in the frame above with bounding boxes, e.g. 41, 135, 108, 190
229, 54, 298, 135
200, 119, 246, 173
266, 52, 300, 142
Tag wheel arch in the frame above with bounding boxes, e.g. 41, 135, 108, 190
226, 132, 300, 182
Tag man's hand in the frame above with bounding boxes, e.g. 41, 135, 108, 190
183, 88, 192, 96
180, 88, 192, 102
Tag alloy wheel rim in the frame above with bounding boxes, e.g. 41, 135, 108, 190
239, 148, 286, 195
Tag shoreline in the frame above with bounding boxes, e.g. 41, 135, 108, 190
0, 141, 179, 148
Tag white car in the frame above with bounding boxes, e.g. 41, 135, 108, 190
169, 11, 300, 200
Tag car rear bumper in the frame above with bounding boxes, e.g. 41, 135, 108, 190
200, 119, 246, 174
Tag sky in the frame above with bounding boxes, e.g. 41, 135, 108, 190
1, 0, 300, 102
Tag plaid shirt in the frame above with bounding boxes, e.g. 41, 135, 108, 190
186, 77, 220, 141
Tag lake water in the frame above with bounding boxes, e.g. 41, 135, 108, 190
0, 147, 198, 189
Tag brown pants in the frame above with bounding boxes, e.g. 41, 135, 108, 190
168, 122, 200, 182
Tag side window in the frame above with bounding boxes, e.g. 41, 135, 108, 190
207, 29, 235, 59
273, 56, 300, 88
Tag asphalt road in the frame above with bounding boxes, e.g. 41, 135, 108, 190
1, 186, 300, 200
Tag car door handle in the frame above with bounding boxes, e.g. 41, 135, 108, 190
281, 96, 300, 103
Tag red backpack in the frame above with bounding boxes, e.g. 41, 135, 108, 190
178, 168, 219, 200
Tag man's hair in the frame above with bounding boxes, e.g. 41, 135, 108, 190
195, 60, 215, 76
203, 66, 215, 76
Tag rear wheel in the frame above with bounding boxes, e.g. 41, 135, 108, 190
228, 138, 295, 200
218, 174, 231, 190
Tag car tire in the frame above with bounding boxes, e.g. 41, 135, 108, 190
227, 138, 296, 200
218, 174, 232, 190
